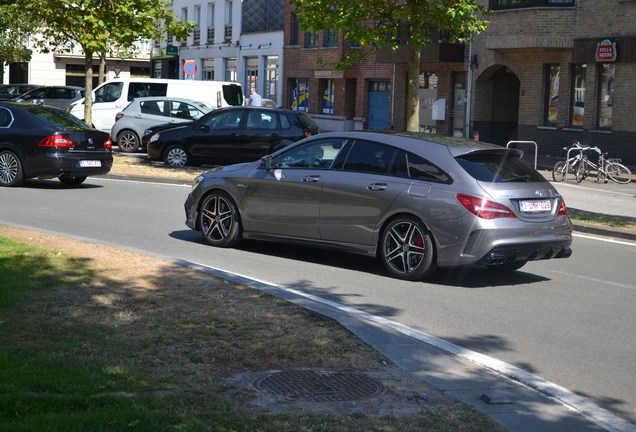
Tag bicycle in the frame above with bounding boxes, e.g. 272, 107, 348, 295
552, 142, 587, 182
576, 146, 632, 184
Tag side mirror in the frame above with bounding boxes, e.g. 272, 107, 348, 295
260, 155, 272, 170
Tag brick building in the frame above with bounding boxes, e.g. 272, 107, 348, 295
471, 0, 636, 165
282, 3, 466, 134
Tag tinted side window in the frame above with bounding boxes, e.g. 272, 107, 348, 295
140, 100, 164, 115
280, 113, 291, 129
127, 83, 168, 101
203, 109, 243, 129
342, 140, 397, 175
170, 101, 194, 119
456, 151, 546, 183
273, 138, 346, 169
390, 150, 452, 184
246, 110, 279, 130
95, 82, 123, 103
222, 84, 244, 106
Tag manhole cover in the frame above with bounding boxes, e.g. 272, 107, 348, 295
253, 370, 384, 402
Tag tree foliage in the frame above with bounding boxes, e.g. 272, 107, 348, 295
0, 2, 40, 80
291, 0, 490, 131
4, 0, 193, 126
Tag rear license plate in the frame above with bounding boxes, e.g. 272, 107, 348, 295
520, 199, 551, 212
79, 160, 101, 167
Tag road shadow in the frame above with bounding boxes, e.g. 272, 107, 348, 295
169, 230, 550, 288
21, 178, 103, 189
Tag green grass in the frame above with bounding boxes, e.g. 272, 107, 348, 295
0, 235, 504, 432
568, 208, 636, 232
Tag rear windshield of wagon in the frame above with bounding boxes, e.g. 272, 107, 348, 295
456, 151, 547, 183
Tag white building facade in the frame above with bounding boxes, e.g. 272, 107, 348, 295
2, 39, 153, 87
154, 0, 285, 106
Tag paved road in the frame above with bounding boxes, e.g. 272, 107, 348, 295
2, 175, 636, 431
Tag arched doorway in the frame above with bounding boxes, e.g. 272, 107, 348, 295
473, 65, 520, 146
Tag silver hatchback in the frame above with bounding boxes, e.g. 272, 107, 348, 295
184, 131, 572, 281
111, 96, 215, 152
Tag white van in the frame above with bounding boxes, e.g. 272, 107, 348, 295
68, 78, 243, 133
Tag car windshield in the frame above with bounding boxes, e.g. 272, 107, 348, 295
30, 106, 90, 130
456, 150, 546, 183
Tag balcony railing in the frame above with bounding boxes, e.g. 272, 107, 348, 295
193, 27, 200, 45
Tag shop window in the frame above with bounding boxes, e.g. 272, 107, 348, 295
320, 79, 335, 114
597, 63, 614, 129
264, 56, 279, 102
544, 64, 559, 125
291, 78, 309, 111
571, 64, 586, 128
224, 58, 237, 82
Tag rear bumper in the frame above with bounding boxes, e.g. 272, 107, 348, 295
477, 241, 572, 266
25, 152, 113, 179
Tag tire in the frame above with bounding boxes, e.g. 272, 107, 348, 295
0, 150, 24, 187
575, 157, 587, 183
117, 130, 140, 153
58, 176, 87, 186
552, 161, 567, 182
379, 216, 437, 281
164, 145, 189, 168
198, 191, 242, 248
605, 162, 632, 184
485, 260, 527, 272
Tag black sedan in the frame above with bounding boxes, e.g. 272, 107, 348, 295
146, 106, 319, 167
0, 102, 113, 187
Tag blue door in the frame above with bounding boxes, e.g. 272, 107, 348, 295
367, 80, 390, 130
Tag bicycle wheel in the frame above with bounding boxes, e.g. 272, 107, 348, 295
575, 157, 588, 183
552, 161, 567, 182
605, 162, 632, 184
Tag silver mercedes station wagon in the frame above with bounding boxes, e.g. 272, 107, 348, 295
184, 131, 572, 281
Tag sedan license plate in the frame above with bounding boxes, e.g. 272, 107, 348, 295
79, 160, 101, 167
520, 199, 551, 212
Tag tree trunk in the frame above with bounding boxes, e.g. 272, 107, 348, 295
99, 52, 106, 85
84, 51, 94, 127
405, 42, 421, 132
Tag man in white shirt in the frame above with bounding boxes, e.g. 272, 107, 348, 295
249, 87, 262, 106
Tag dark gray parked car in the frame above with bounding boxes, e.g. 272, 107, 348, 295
184, 131, 573, 281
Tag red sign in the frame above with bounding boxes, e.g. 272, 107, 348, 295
183, 60, 197, 80
596, 39, 617, 62
112, 66, 122, 77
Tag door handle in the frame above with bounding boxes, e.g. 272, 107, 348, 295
367, 183, 387, 191
303, 175, 320, 183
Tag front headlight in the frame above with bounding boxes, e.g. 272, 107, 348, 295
191, 174, 205, 191
149, 133, 160, 143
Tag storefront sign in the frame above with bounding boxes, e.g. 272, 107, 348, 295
596, 39, 617, 62
314, 70, 344, 79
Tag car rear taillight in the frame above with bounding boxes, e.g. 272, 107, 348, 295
557, 198, 568, 216
456, 194, 516, 219
104, 136, 113, 149
115, 112, 124, 122
303, 130, 310, 138
38, 134, 75, 148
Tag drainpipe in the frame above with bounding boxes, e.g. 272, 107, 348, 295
465, 34, 473, 140
391, 63, 396, 129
